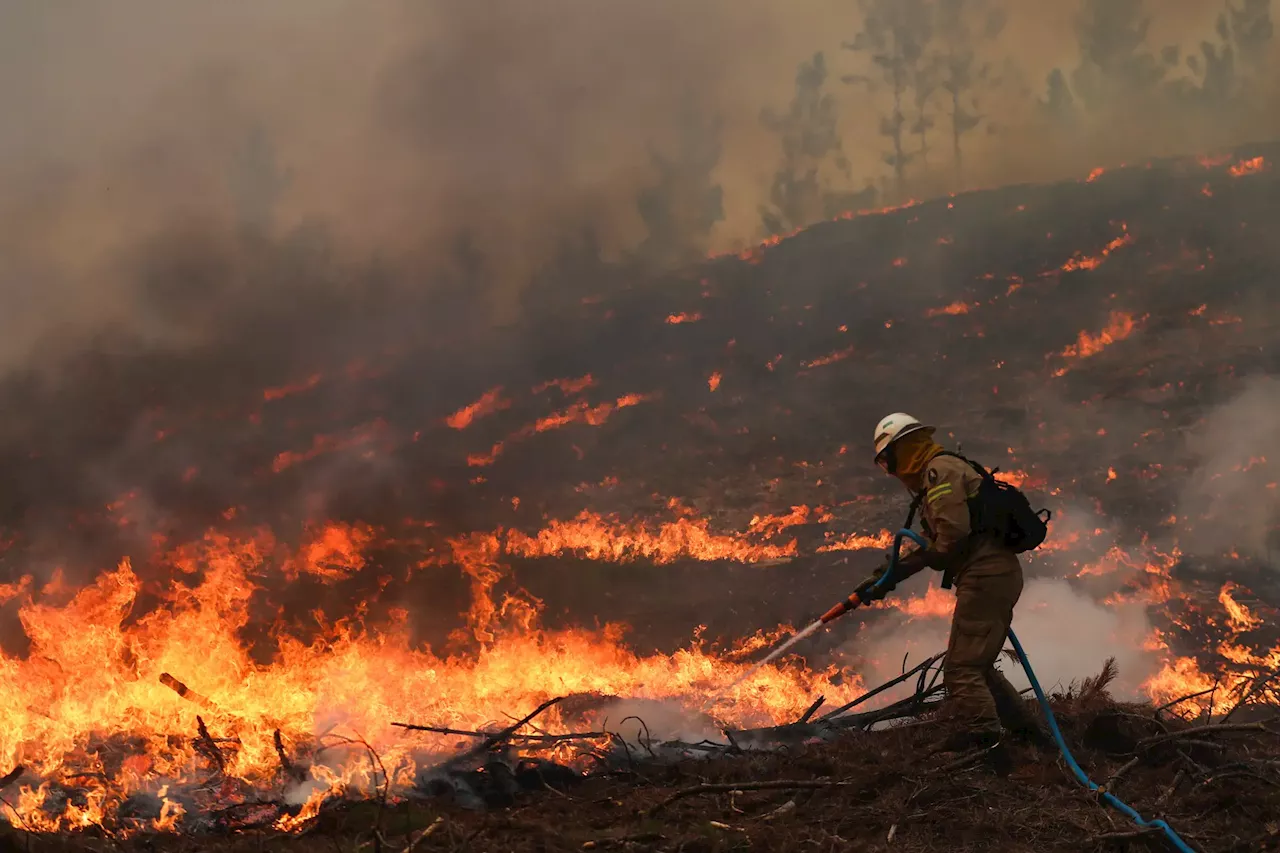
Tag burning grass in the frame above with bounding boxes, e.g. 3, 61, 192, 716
5, 673, 1277, 852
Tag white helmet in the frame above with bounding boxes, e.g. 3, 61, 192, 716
873, 412, 934, 462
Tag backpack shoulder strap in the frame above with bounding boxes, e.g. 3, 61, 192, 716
904, 489, 925, 529
932, 450, 993, 481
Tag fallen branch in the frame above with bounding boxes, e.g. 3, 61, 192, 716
402, 816, 445, 853
160, 672, 213, 708
1154, 686, 1219, 717
391, 721, 608, 743
817, 653, 945, 722
195, 715, 226, 774
582, 832, 665, 850
439, 696, 565, 770
649, 779, 854, 815
0, 767, 22, 789
1098, 756, 1141, 795
1089, 827, 1163, 842
1138, 722, 1271, 750
798, 696, 825, 723
274, 730, 304, 781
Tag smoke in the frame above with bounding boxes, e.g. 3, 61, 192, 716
3, 0, 1278, 374
1176, 376, 1280, 561
845, 574, 1157, 705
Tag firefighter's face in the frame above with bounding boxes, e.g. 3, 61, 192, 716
876, 444, 896, 475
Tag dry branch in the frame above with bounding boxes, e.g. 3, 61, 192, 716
1138, 722, 1271, 750
195, 715, 226, 774
649, 779, 856, 815
439, 696, 565, 770
160, 672, 213, 708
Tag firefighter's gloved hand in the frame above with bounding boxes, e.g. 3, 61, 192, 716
895, 550, 931, 576
855, 556, 896, 601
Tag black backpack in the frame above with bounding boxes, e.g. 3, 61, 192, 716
906, 451, 1051, 554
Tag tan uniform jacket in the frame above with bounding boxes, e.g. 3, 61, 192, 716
918, 453, 1009, 580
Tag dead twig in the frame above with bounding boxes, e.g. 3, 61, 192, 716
649, 780, 855, 815
195, 715, 226, 774
1098, 756, 1141, 795
1138, 722, 1271, 750
440, 696, 564, 770
1089, 827, 1163, 842
818, 652, 944, 722
1153, 769, 1187, 807
274, 729, 304, 781
798, 695, 825, 723
401, 816, 445, 853
391, 722, 608, 743
1155, 686, 1219, 717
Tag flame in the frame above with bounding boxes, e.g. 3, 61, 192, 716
468, 393, 656, 467
271, 421, 388, 473
1085, 166, 1106, 182
505, 510, 797, 564
666, 312, 703, 325
1059, 227, 1134, 273
0, 519, 865, 833
925, 301, 975, 318
818, 530, 894, 553
263, 374, 323, 402
885, 586, 954, 619
802, 346, 855, 369
708, 371, 722, 392
1052, 312, 1141, 376
533, 375, 596, 396
445, 387, 511, 429
1228, 156, 1267, 177
1219, 582, 1263, 632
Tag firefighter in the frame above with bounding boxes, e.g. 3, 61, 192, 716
858, 413, 1043, 755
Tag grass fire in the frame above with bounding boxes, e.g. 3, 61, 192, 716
5, 2, 1280, 852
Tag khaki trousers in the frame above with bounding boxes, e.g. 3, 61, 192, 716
943, 554, 1026, 732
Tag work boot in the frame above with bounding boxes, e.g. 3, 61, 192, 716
937, 728, 1012, 777
1008, 721, 1056, 752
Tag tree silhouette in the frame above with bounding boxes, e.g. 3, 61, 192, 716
759, 52, 853, 234
934, 0, 1007, 179
844, 0, 934, 196
1068, 0, 1166, 112
1170, 1, 1273, 110
635, 95, 725, 269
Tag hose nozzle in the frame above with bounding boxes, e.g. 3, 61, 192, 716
820, 593, 862, 623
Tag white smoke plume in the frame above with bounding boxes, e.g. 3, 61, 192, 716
1175, 376, 1280, 562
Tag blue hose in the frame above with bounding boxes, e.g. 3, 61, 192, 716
885, 528, 1196, 853
1006, 629, 1196, 853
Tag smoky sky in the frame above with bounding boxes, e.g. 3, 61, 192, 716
1, 0, 1275, 371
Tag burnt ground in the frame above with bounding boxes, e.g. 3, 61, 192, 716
4, 145, 1280, 847
6, 688, 1279, 853
4, 141, 1280, 662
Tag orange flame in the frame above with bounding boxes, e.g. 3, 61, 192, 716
802, 346, 855, 369
445, 387, 511, 429
263, 374, 323, 402
925, 301, 975, 318
1228, 156, 1267, 177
